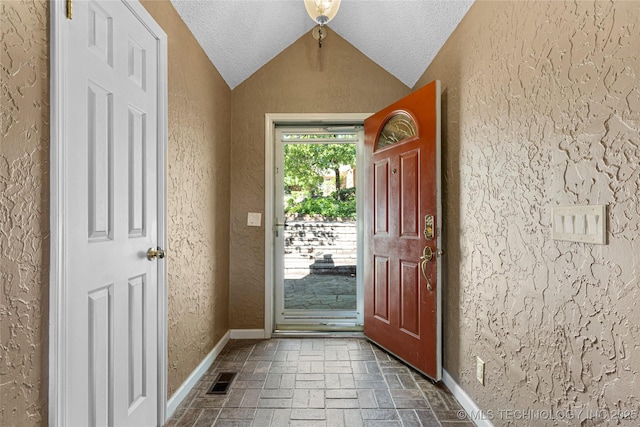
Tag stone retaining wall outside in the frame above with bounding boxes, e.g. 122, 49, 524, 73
283, 220, 357, 277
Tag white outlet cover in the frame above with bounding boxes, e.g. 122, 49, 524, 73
476, 357, 484, 385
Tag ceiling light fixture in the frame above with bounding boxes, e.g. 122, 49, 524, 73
304, 0, 341, 48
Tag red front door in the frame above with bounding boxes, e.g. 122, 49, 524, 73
363, 81, 442, 380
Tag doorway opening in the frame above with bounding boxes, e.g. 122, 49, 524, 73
274, 126, 363, 331
265, 114, 370, 335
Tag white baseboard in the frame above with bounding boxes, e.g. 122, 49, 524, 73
165, 331, 230, 419
443, 369, 494, 427
230, 329, 266, 339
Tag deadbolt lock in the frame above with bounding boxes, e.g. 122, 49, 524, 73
424, 214, 434, 240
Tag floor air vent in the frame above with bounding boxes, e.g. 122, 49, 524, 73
206, 372, 237, 395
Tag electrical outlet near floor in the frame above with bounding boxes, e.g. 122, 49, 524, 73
476, 357, 485, 385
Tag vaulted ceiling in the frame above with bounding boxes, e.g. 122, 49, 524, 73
170, 0, 475, 89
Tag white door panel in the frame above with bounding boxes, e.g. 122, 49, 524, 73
57, 1, 163, 425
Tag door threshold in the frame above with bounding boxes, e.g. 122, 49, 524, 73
272, 330, 365, 338
275, 323, 363, 332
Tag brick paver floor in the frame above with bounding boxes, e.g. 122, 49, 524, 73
165, 338, 474, 427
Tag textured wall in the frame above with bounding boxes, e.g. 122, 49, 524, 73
0, 0, 49, 425
229, 28, 410, 329
141, 0, 232, 397
414, 0, 639, 424
1, 3, 231, 425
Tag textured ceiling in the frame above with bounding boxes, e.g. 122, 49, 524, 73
170, 0, 475, 89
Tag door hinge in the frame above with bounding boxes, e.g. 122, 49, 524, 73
66, 0, 73, 19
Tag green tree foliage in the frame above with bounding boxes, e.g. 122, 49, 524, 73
284, 143, 356, 219
286, 188, 356, 220
284, 143, 355, 198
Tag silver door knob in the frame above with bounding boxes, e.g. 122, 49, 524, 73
147, 247, 165, 261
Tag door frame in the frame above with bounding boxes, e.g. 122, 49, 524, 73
264, 113, 370, 337
49, 1, 168, 425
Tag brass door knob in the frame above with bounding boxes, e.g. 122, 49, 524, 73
147, 247, 165, 261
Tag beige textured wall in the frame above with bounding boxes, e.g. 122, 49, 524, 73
414, 1, 639, 424
141, 0, 231, 397
229, 28, 410, 329
1, 2, 230, 424
1, 0, 49, 425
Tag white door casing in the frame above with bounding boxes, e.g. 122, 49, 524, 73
264, 114, 370, 336
50, 1, 167, 425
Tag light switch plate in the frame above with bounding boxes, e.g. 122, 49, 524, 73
552, 205, 606, 244
247, 212, 262, 227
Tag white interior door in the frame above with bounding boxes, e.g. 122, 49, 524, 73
51, 1, 167, 425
